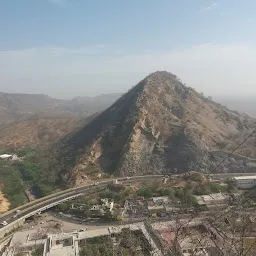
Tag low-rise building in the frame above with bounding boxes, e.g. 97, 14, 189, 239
154, 222, 223, 256
178, 234, 221, 256
0, 154, 12, 160
233, 176, 256, 189
90, 198, 114, 216
3, 223, 157, 256
195, 193, 229, 208
123, 199, 149, 218
147, 196, 183, 217
0, 154, 21, 161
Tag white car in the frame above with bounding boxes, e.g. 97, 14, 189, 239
15, 210, 21, 213
94, 182, 99, 186
1, 221, 8, 226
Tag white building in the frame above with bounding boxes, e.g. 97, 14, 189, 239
195, 193, 229, 207
0, 154, 12, 160
234, 176, 256, 189
0, 154, 20, 161
90, 198, 114, 216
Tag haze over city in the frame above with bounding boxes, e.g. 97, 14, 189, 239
1, 2, 256, 256
1, 0, 256, 99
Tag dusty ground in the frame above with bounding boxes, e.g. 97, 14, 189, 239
0, 190, 10, 213
22, 213, 106, 234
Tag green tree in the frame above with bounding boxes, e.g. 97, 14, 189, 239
150, 180, 161, 192
84, 210, 91, 218
189, 173, 203, 182
137, 188, 153, 198
157, 188, 175, 197
57, 203, 69, 212
226, 179, 237, 192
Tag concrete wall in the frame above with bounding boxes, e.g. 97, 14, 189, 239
0, 219, 24, 239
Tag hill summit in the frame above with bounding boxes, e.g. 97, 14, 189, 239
56, 71, 255, 185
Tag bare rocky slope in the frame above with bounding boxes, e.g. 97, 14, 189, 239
0, 117, 80, 148
53, 72, 255, 185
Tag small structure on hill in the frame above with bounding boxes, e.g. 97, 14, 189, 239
0, 154, 12, 160
0, 154, 21, 161
233, 176, 256, 189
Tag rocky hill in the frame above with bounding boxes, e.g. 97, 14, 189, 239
53, 71, 255, 185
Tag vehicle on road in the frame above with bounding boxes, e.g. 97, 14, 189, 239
15, 210, 21, 213
1, 221, 8, 226
94, 182, 99, 186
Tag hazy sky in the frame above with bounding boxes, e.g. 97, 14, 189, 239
0, 0, 256, 99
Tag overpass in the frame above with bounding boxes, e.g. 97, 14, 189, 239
0, 175, 164, 238
0, 172, 254, 238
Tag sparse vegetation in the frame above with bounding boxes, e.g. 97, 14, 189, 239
216, 140, 229, 149
80, 230, 151, 256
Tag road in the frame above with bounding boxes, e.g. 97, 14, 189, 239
0, 172, 254, 236
0, 175, 163, 234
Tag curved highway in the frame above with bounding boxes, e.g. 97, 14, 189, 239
0, 175, 164, 236
0, 172, 254, 237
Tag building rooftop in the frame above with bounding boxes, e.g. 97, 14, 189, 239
203, 193, 226, 202
195, 193, 228, 205
148, 205, 165, 211
49, 234, 75, 256
48, 245, 75, 256
234, 176, 256, 180
152, 196, 169, 204
0, 154, 12, 159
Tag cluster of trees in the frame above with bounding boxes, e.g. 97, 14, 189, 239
193, 181, 228, 195
136, 180, 198, 206
0, 160, 27, 207
80, 236, 113, 256
80, 230, 151, 256
0, 147, 59, 208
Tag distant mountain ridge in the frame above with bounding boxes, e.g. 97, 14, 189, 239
0, 92, 122, 124
0, 92, 121, 148
218, 97, 256, 117
52, 71, 256, 186
71, 93, 123, 113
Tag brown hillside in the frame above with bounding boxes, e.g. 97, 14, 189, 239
0, 117, 80, 148
55, 71, 256, 185
0, 92, 65, 124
